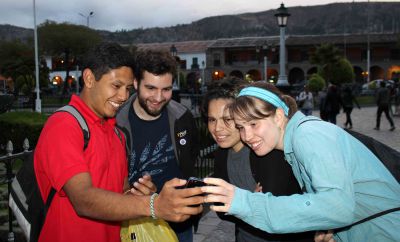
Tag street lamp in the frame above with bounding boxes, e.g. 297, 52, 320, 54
170, 44, 180, 89
275, 3, 290, 87
201, 60, 205, 92
79, 11, 94, 28
262, 42, 269, 81
33, 0, 41, 113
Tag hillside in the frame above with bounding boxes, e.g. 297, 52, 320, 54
1, 2, 399, 44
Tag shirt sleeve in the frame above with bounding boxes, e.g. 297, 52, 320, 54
228, 123, 356, 233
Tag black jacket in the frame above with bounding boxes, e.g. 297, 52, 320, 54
213, 148, 313, 242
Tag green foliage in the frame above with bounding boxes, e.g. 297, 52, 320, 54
0, 94, 14, 114
308, 73, 326, 92
0, 111, 48, 154
310, 43, 342, 84
0, 40, 49, 93
38, 20, 102, 57
15, 75, 35, 95
328, 58, 355, 86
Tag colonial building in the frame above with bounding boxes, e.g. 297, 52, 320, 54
133, 33, 399, 89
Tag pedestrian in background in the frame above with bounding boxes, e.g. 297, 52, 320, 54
296, 85, 314, 116
374, 81, 395, 131
324, 84, 342, 124
342, 85, 360, 129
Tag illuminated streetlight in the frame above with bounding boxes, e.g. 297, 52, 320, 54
79, 11, 94, 28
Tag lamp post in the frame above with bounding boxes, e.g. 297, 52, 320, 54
33, 0, 41, 113
170, 44, 180, 89
201, 60, 205, 92
274, 3, 290, 87
79, 11, 94, 28
262, 42, 268, 81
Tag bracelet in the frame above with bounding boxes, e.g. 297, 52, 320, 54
150, 193, 158, 219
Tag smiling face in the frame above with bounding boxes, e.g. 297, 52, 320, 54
233, 98, 286, 156
134, 71, 173, 120
83, 66, 134, 119
207, 98, 243, 152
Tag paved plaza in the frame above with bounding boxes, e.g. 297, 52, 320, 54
194, 106, 399, 242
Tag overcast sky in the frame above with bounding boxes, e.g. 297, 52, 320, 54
0, 0, 391, 31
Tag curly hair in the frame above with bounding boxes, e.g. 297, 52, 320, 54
133, 49, 177, 84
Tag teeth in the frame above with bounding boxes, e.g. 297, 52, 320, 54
109, 101, 120, 108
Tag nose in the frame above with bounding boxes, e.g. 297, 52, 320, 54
154, 90, 163, 102
214, 119, 225, 131
241, 128, 252, 143
117, 88, 129, 102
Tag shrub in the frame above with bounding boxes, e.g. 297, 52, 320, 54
308, 73, 326, 92
0, 112, 48, 154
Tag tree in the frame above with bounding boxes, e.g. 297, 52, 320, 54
310, 43, 342, 84
327, 58, 355, 85
38, 20, 102, 94
0, 40, 49, 95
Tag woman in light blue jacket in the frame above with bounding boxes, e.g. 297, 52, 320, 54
201, 82, 400, 242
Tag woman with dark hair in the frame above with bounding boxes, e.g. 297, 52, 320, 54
201, 82, 400, 242
202, 78, 312, 242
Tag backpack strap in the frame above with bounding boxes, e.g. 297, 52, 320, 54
296, 118, 400, 230
42, 105, 91, 210
56, 105, 90, 150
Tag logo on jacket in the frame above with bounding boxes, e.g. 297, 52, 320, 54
177, 130, 187, 146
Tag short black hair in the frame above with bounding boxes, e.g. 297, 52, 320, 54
82, 42, 134, 80
200, 77, 248, 123
134, 49, 177, 84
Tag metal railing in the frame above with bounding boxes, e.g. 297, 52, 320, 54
0, 139, 32, 242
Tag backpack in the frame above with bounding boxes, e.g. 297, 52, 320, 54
9, 105, 90, 242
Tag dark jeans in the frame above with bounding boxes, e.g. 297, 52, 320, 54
376, 104, 395, 128
343, 107, 354, 127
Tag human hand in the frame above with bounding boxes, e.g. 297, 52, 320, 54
127, 173, 157, 196
314, 230, 335, 242
254, 182, 263, 192
201, 177, 235, 213
155, 178, 204, 222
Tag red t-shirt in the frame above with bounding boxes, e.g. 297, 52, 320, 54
34, 95, 128, 242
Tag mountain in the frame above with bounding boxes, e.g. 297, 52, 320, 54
1, 2, 400, 44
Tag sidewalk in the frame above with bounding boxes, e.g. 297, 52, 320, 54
194, 106, 399, 242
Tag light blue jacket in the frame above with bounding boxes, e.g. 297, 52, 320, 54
229, 111, 400, 242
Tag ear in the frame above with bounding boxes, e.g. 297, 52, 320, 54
82, 69, 96, 89
274, 108, 286, 128
133, 78, 138, 90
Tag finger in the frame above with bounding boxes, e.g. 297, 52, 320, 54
129, 187, 145, 196
203, 177, 228, 186
137, 178, 157, 192
201, 185, 229, 195
178, 186, 204, 198
210, 204, 229, 213
165, 178, 187, 188
203, 194, 230, 205
133, 181, 153, 195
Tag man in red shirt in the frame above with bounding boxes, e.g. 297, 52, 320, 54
34, 42, 204, 242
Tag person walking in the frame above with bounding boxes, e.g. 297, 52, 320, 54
324, 84, 342, 124
296, 85, 314, 116
34, 42, 204, 242
342, 85, 360, 129
374, 81, 395, 131
116, 49, 200, 242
